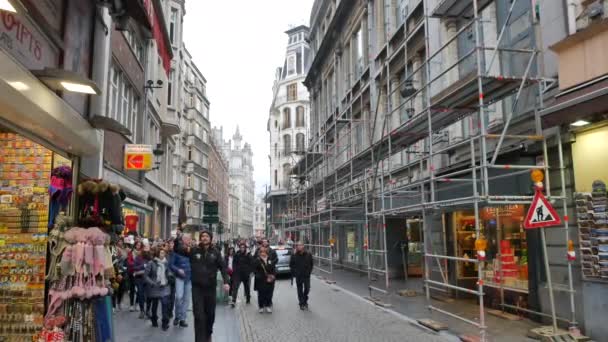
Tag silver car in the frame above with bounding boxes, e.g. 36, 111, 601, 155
272, 245, 293, 275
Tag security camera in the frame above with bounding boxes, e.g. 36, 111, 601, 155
147, 80, 154, 86
157, 80, 163, 86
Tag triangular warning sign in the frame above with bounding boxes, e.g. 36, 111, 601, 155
524, 189, 561, 229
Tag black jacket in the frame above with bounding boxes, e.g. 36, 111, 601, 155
253, 256, 276, 285
233, 251, 253, 276
290, 250, 314, 278
175, 239, 228, 289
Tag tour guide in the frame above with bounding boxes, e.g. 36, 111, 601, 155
175, 229, 229, 342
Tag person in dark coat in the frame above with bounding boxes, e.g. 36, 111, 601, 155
231, 243, 253, 306
144, 248, 172, 330
253, 245, 277, 313
175, 230, 229, 342
289, 241, 314, 310
253, 239, 278, 306
133, 247, 149, 319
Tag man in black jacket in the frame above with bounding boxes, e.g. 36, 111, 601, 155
231, 242, 253, 306
175, 230, 229, 342
289, 241, 314, 310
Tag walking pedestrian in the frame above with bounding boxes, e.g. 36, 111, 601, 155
254, 239, 278, 307
166, 239, 177, 321
144, 248, 172, 330
225, 247, 235, 305
132, 243, 149, 319
289, 241, 313, 310
126, 238, 140, 312
171, 232, 192, 327
231, 243, 253, 306
175, 229, 229, 342
112, 238, 128, 311
253, 245, 276, 314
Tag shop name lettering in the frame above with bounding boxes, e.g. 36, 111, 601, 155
0, 12, 44, 61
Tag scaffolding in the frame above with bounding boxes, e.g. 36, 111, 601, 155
285, 0, 576, 340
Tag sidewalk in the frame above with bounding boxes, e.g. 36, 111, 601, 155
315, 266, 538, 342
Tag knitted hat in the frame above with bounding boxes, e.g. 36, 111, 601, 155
200, 229, 213, 241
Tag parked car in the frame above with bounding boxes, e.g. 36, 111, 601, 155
272, 245, 293, 275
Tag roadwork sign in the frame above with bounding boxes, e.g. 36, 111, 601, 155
524, 189, 561, 229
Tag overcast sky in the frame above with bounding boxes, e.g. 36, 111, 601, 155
183, 0, 314, 195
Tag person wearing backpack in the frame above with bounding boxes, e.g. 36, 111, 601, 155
144, 248, 172, 331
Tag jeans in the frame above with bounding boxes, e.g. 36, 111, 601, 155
150, 295, 170, 326
192, 286, 216, 342
135, 279, 146, 312
232, 273, 251, 302
296, 276, 311, 305
174, 278, 192, 322
168, 281, 176, 318
128, 274, 136, 306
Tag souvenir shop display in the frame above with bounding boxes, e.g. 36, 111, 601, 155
575, 180, 608, 281
0, 133, 54, 341
35, 180, 125, 342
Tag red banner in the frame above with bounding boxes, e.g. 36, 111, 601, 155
143, 0, 171, 76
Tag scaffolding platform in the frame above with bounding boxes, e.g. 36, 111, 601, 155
431, 0, 494, 18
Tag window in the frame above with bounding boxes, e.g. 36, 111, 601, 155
170, 8, 178, 44
283, 163, 291, 188
274, 143, 278, 158
107, 64, 140, 139
188, 147, 192, 161
296, 133, 305, 152
287, 83, 297, 101
287, 55, 296, 76
283, 134, 291, 155
168, 70, 174, 106
355, 26, 364, 79
296, 106, 305, 127
282, 108, 291, 129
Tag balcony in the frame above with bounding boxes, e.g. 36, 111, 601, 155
161, 112, 180, 137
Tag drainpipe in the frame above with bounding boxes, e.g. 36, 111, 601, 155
565, 0, 578, 35
82, 3, 112, 179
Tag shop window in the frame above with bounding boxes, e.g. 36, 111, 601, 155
453, 206, 528, 293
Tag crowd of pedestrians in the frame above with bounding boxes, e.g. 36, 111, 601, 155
110, 230, 314, 342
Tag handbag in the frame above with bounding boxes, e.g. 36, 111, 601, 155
260, 260, 275, 283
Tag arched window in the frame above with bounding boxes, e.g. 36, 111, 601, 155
296, 106, 305, 127
283, 163, 291, 189
283, 134, 291, 155
296, 133, 305, 152
282, 108, 291, 129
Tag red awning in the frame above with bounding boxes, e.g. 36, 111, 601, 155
143, 0, 171, 76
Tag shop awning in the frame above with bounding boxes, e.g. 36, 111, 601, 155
541, 78, 608, 127
0, 49, 102, 156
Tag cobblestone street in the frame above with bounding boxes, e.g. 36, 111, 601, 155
114, 275, 449, 342
238, 275, 448, 342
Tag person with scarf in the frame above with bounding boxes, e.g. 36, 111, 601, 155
175, 229, 229, 342
253, 245, 277, 314
144, 248, 172, 330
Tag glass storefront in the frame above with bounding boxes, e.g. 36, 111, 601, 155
0, 128, 73, 340
453, 205, 529, 292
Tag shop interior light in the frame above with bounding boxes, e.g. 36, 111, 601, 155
570, 120, 590, 127
60, 81, 97, 94
0, 0, 17, 12
7, 81, 29, 91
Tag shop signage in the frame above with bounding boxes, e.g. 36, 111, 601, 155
524, 190, 561, 229
0, 11, 59, 70
124, 144, 153, 171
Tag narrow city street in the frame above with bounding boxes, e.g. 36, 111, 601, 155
115, 276, 449, 342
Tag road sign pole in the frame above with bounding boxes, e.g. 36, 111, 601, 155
540, 227, 558, 333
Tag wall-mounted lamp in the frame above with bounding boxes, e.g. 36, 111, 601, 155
570, 120, 590, 127
400, 79, 417, 98
32, 68, 101, 95
152, 143, 164, 170
0, 0, 17, 12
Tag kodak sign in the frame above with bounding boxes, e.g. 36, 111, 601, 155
124, 144, 153, 171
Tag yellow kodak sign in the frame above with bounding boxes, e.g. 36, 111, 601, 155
124, 144, 153, 171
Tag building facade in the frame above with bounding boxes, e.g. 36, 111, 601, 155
284, 0, 601, 340
267, 25, 311, 238
254, 194, 267, 238
213, 126, 255, 238
208, 139, 230, 240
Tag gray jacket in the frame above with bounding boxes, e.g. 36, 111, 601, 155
144, 258, 171, 298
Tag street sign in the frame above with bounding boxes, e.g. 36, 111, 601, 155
524, 189, 561, 229
203, 216, 219, 224
203, 201, 219, 216
124, 144, 153, 171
